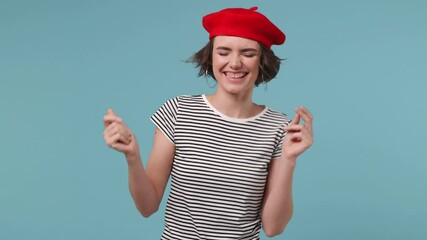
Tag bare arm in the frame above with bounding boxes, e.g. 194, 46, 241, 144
261, 106, 313, 237
261, 157, 296, 237
103, 109, 174, 217
126, 128, 174, 217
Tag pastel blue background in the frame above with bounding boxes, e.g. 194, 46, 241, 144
1, 0, 426, 239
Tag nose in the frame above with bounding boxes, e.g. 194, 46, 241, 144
229, 54, 242, 69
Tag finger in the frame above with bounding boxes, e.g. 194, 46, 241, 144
112, 141, 131, 153
284, 124, 303, 132
105, 132, 121, 146
104, 115, 122, 123
103, 115, 122, 127
300, 108, 313, 125
287, 131, 303, 142
107, 108, 118, 116
104, 123, 131, 145
298, 107, 314, 136
296, 106, 313, 125
116, 132, 131, 145
106, 132, 130, 146
301, 127, 314, 144
299, 106, 313, 120
103, 122, 119, 138
289, 111, 300, 125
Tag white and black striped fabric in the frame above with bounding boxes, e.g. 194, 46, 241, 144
151, 95, 290, 240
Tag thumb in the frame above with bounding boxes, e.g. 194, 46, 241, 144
104, 108, 121, 127
108, 108, 118, 116
290, 112, 300, 125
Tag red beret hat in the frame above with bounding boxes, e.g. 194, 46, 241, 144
202, 6, 286, 48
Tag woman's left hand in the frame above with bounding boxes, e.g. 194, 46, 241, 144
282, 106, 314, 160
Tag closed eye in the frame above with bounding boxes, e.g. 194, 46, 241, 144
241, 49, 258, 58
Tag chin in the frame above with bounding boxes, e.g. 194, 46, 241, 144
222, 84, 252, 95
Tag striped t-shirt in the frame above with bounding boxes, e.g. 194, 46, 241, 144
151, 94, 290, 240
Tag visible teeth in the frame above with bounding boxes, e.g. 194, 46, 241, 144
226, 72, 246, 78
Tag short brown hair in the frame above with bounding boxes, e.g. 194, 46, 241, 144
188, 39, 283, 87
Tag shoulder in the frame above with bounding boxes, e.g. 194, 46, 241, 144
164, 94, 203, 103
263, 107, 292, 126
166, 94, 206, 107
156, 94, 205, 112
175, 94, 204, 102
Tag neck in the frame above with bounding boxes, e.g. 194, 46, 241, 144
206, 89, 261, 119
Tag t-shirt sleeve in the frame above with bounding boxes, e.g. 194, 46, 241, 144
272, 118, 292, 159
150, 96, 179, 144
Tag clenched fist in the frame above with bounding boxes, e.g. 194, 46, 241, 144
103, 108, 139, 157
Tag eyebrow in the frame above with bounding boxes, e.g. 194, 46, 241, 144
215, 46, 258, 53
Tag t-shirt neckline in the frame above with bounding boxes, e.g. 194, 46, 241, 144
201, 94, 268, 123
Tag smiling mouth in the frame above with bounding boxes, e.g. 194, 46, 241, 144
224, 72, 248, 79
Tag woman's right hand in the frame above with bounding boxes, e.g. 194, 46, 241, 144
103, 108, 139, 157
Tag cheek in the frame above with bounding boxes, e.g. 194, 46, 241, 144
212, 55, 227, 69
246, 59, 260, 73
212, 56, 224, 79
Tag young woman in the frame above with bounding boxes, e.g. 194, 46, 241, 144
103, 7, 313, 239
